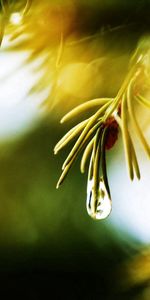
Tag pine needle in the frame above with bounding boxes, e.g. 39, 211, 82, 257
62, 119, 102, 170
54, 119, 89, 154
93, 128, 102, 203
88, 149, 94, 182
121, 94, 134, 180
136, 94, 150, 108
57, 121, 101, 188
116, 110, 140, 180
101, 126, 111, 197
56, 161, 71, 189
80, 137, 94, 173
129, 135, 141, 179
127, 81, 150, 158
60, 98, 112, 123
61, 102, 110, 168
22, 0, 33, 16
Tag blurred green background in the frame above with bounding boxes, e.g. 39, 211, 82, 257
0, 116, 133, 297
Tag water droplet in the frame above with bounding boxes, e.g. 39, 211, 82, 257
86, 177, 112, 220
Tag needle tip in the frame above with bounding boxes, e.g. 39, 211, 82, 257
56, 183, 60, 189
80, 168, 85, 174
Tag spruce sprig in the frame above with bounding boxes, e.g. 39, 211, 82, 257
55, 47, 150, 217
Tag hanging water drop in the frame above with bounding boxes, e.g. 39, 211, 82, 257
86, 177, 112, 220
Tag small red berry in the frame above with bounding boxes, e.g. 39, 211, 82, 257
104, 118, 119, 150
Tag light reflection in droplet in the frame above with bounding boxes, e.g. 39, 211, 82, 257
86, 177, 112, 220
10, 13, 23, 25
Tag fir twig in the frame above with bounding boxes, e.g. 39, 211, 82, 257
54, 37, 150, 219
